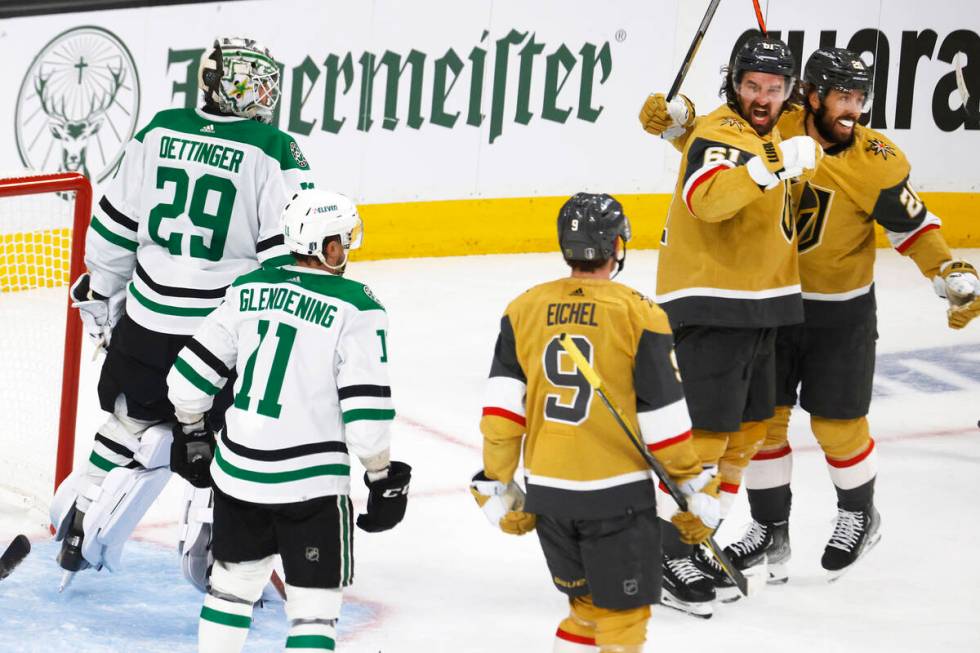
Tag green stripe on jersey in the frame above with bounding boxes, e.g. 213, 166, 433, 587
90, 216, 138, 252
135, 108, 309, 170
129, 283, 215, 317
200, 606, 251, 629
232, 267, 384, 311
174, 356, 221, 396
342, 408, 395, 424
214, 446, 350, 484
285, 634, 335, 650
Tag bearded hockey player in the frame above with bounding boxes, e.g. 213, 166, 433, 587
472, 193, 721, 651
640, 46, 979, 588
167, 189, 410, 653
50, 36, 314, 590
643, 37, 823, 615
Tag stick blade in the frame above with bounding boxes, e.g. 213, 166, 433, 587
0, 534, 31, 580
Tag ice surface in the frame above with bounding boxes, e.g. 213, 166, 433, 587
1, 249, 978, 652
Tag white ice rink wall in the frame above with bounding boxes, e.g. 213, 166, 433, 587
1, 0, 978, 259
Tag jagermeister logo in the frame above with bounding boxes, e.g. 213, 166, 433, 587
15, 26, 140, 183
168, 29, 613, 145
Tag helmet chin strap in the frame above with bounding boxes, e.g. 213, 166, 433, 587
611, 240, 627, 279
316, 247, 349, 275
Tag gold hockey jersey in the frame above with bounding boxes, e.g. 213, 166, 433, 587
480, 278, 702, 520
778, 107, 951, 325
656, 104, 804, 329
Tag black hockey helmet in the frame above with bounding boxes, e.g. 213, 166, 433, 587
557, 193, 631, 268
804, 47, 873, 98
732, 36, 796, 83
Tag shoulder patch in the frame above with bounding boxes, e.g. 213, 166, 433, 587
865, 137, 896, 160
289, 140, 309, 169
631, 290, 655, 307
720, 116, 745, 133
362, 284, 383, 308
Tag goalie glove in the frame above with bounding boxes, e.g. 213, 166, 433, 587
933, 260, 980, 329
357, 461, 412, 533
470, 471, 536, 535
170, 419, 215, 489
639, 93, 695, 141
670, 468, 721, 545
70, 273, 125, 351
745, 136, 823, 190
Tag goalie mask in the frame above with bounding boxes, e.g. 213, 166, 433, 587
281, 189, 363, 273
557, 193, 631, 276
199, 37, 280, 123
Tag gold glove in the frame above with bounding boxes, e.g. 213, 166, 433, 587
639, 93, 694, 139
470, 471, 536, 536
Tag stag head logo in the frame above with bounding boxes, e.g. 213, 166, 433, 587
16, 26, 140, 185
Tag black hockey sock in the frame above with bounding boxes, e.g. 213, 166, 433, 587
660, 518, 694, 558
747, 485, 792, 523
835, 477, 875, 512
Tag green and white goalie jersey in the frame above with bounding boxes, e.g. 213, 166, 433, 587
167, 265, 394, 504
85, 107, 313, 335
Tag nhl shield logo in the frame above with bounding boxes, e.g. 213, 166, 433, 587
305, 546, 320, 562
622, 578, 639, 596
15, 26, 140, 183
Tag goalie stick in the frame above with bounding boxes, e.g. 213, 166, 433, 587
557, 334, 749, 597
0, 534, 31, 581
666, 0, 721, 101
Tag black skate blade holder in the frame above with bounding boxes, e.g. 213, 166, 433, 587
558, 334, 749, 597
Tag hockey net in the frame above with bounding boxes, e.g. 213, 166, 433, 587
0, 173, 90, 532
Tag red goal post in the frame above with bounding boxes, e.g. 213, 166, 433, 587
0, 172, 91, 496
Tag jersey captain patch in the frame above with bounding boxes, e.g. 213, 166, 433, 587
865, 138, 896, 160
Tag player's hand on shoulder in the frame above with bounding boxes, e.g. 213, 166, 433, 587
639, 93, 695, 140
357, 461, 412, 533
934, 260, 980, 329
671, 468, 721, 544
470, 470, 536, 535
170, 418, 215, 489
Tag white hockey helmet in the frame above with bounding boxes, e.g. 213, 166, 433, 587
280, 189, 363, 271
199, 37, 280, 123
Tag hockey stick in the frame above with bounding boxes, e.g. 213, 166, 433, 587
557, 334, 749, 597
752, 0, 768, 36
0, 534, 31, 581
666, 0, 722, 101
955, 53, 977, 120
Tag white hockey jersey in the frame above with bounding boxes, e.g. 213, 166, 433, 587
85, 107, 313, 335
167, 264, 394, 504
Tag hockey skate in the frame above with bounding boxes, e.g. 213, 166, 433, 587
723, 519, 791, 585
661, 555, 715, 619
823, 505, 881, 582
692, 545, 742, 603
56, 508, 90, 592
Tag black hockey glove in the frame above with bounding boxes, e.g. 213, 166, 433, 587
356, 461, 412, 533
170, 423, 215, 489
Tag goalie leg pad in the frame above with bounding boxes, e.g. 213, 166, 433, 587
50, 470, 103, 541
80, 465, 171, 571
178, 484, 215, 593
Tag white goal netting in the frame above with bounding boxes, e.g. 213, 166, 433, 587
0, 180, 78, 532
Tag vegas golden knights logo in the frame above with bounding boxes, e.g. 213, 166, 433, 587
796, 183, 834, 253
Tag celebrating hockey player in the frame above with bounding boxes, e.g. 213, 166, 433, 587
472, 193, 720, 651
167, 188, 410, 653
640, 46, 980, 588
641, 37, 822, 615
50, 36, 313, 590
